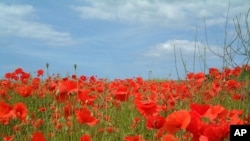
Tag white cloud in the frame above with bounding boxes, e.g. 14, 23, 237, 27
143, 39, 222, 59
73, 0, 249, 28
0, 3, 75, 46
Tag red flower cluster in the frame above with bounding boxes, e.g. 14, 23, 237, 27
0, 65, 249, 141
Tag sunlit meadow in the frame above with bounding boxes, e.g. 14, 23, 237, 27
0, 64, 249, 141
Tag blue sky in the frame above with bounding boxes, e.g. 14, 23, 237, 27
0, 0, 249, 79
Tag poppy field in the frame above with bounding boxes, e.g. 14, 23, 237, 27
0, 65, 249, 141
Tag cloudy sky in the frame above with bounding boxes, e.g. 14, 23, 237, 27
0, 0, 249, 79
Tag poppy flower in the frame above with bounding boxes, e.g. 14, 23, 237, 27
135, 100, 158, 117
232, 94, 244, 101
194, 72, 206, 82
190, 103, 210, 116
146, 115, 165, 130
186, 110, 206, 136
203, 105, 226, 120
55, 84, 69, 102
226, 79, 241, 91
76, 89, 96, 105
14, 68, 23, 75
111, 86, 129, 102
222, 67, 233, 78
31, 131, 46, 141
232, 66, 241, 77
15, 85, 33, 97
161, 134, 177, 141
124, 135, 146, 141
209, 68, 220, 79
62, 80, 77, 92
3, 135, 14, 141
199, 135, 208, 141
0, 89, 6, 99
202, 124, 229, 141
37, 69, 44, 77
187, 72, 195, 80
164, 110, 191, 134
75, 108, 99, 126
98, 126, 116, 133
63, 103, 74, 120
0, 101, 13, 125
211, 81, 222, 93
80, 134, 91, 141
13, 102, 28, 122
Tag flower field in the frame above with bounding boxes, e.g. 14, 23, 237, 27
0, 66, 249, 141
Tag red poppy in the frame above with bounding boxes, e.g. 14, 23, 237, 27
164, 110, 191, 134
232, 94, 244, 101
20, 71, 31, 83
3, 135, 14, 141
31, 131, 46, 141
229, 110, 243, 117
98, 126, 116, 133
232, 66, 241, 77
80, 134, 91, 141
14, 68, 24, 75
194, 72, 206, 82
76, 89, 96, 105
187, 72, 195, 80
226, 79, 241, 91
111, 86, 129, 102
55, 83, 69, 102
0, 89, 6, 99
199, 135, 208, 141
222, 67, 233, 78
15, 85, 33, 97
211, 81, 222, 93
13, 102, 28, 122
124, 135, 146, 141
146, 115, 165, 130
0, 101, 13, 125
203, 105, 226, 120
209, 68, 220, 79
161, 134, 177, 141
135, 100, 158, 117
37, 69, 44, 77
186, 110, 206, 136
62, 80, 77, 92
4, 72, 12, 79
190, 103, 210, 116
31, 77, 41, 89
202, 124, 229, 141
63, 103, 74, 120
75, 108, 99, 126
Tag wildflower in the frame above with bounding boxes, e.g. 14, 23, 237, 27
161, 134, 178, 141
190, 103, 210, 116
37, 69, 44, 77
0, 101, 13, 125
124, 135, 146, 141
80, 134, 91, 141
15, 85, 33, 97
164, 110, 191, 134
31, 131, 46, 141
135, 100, 158, 117
202, 124, 229, 141
75, 108, 99, 126
12, 102, 28, 122
146, 115, 165, 130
